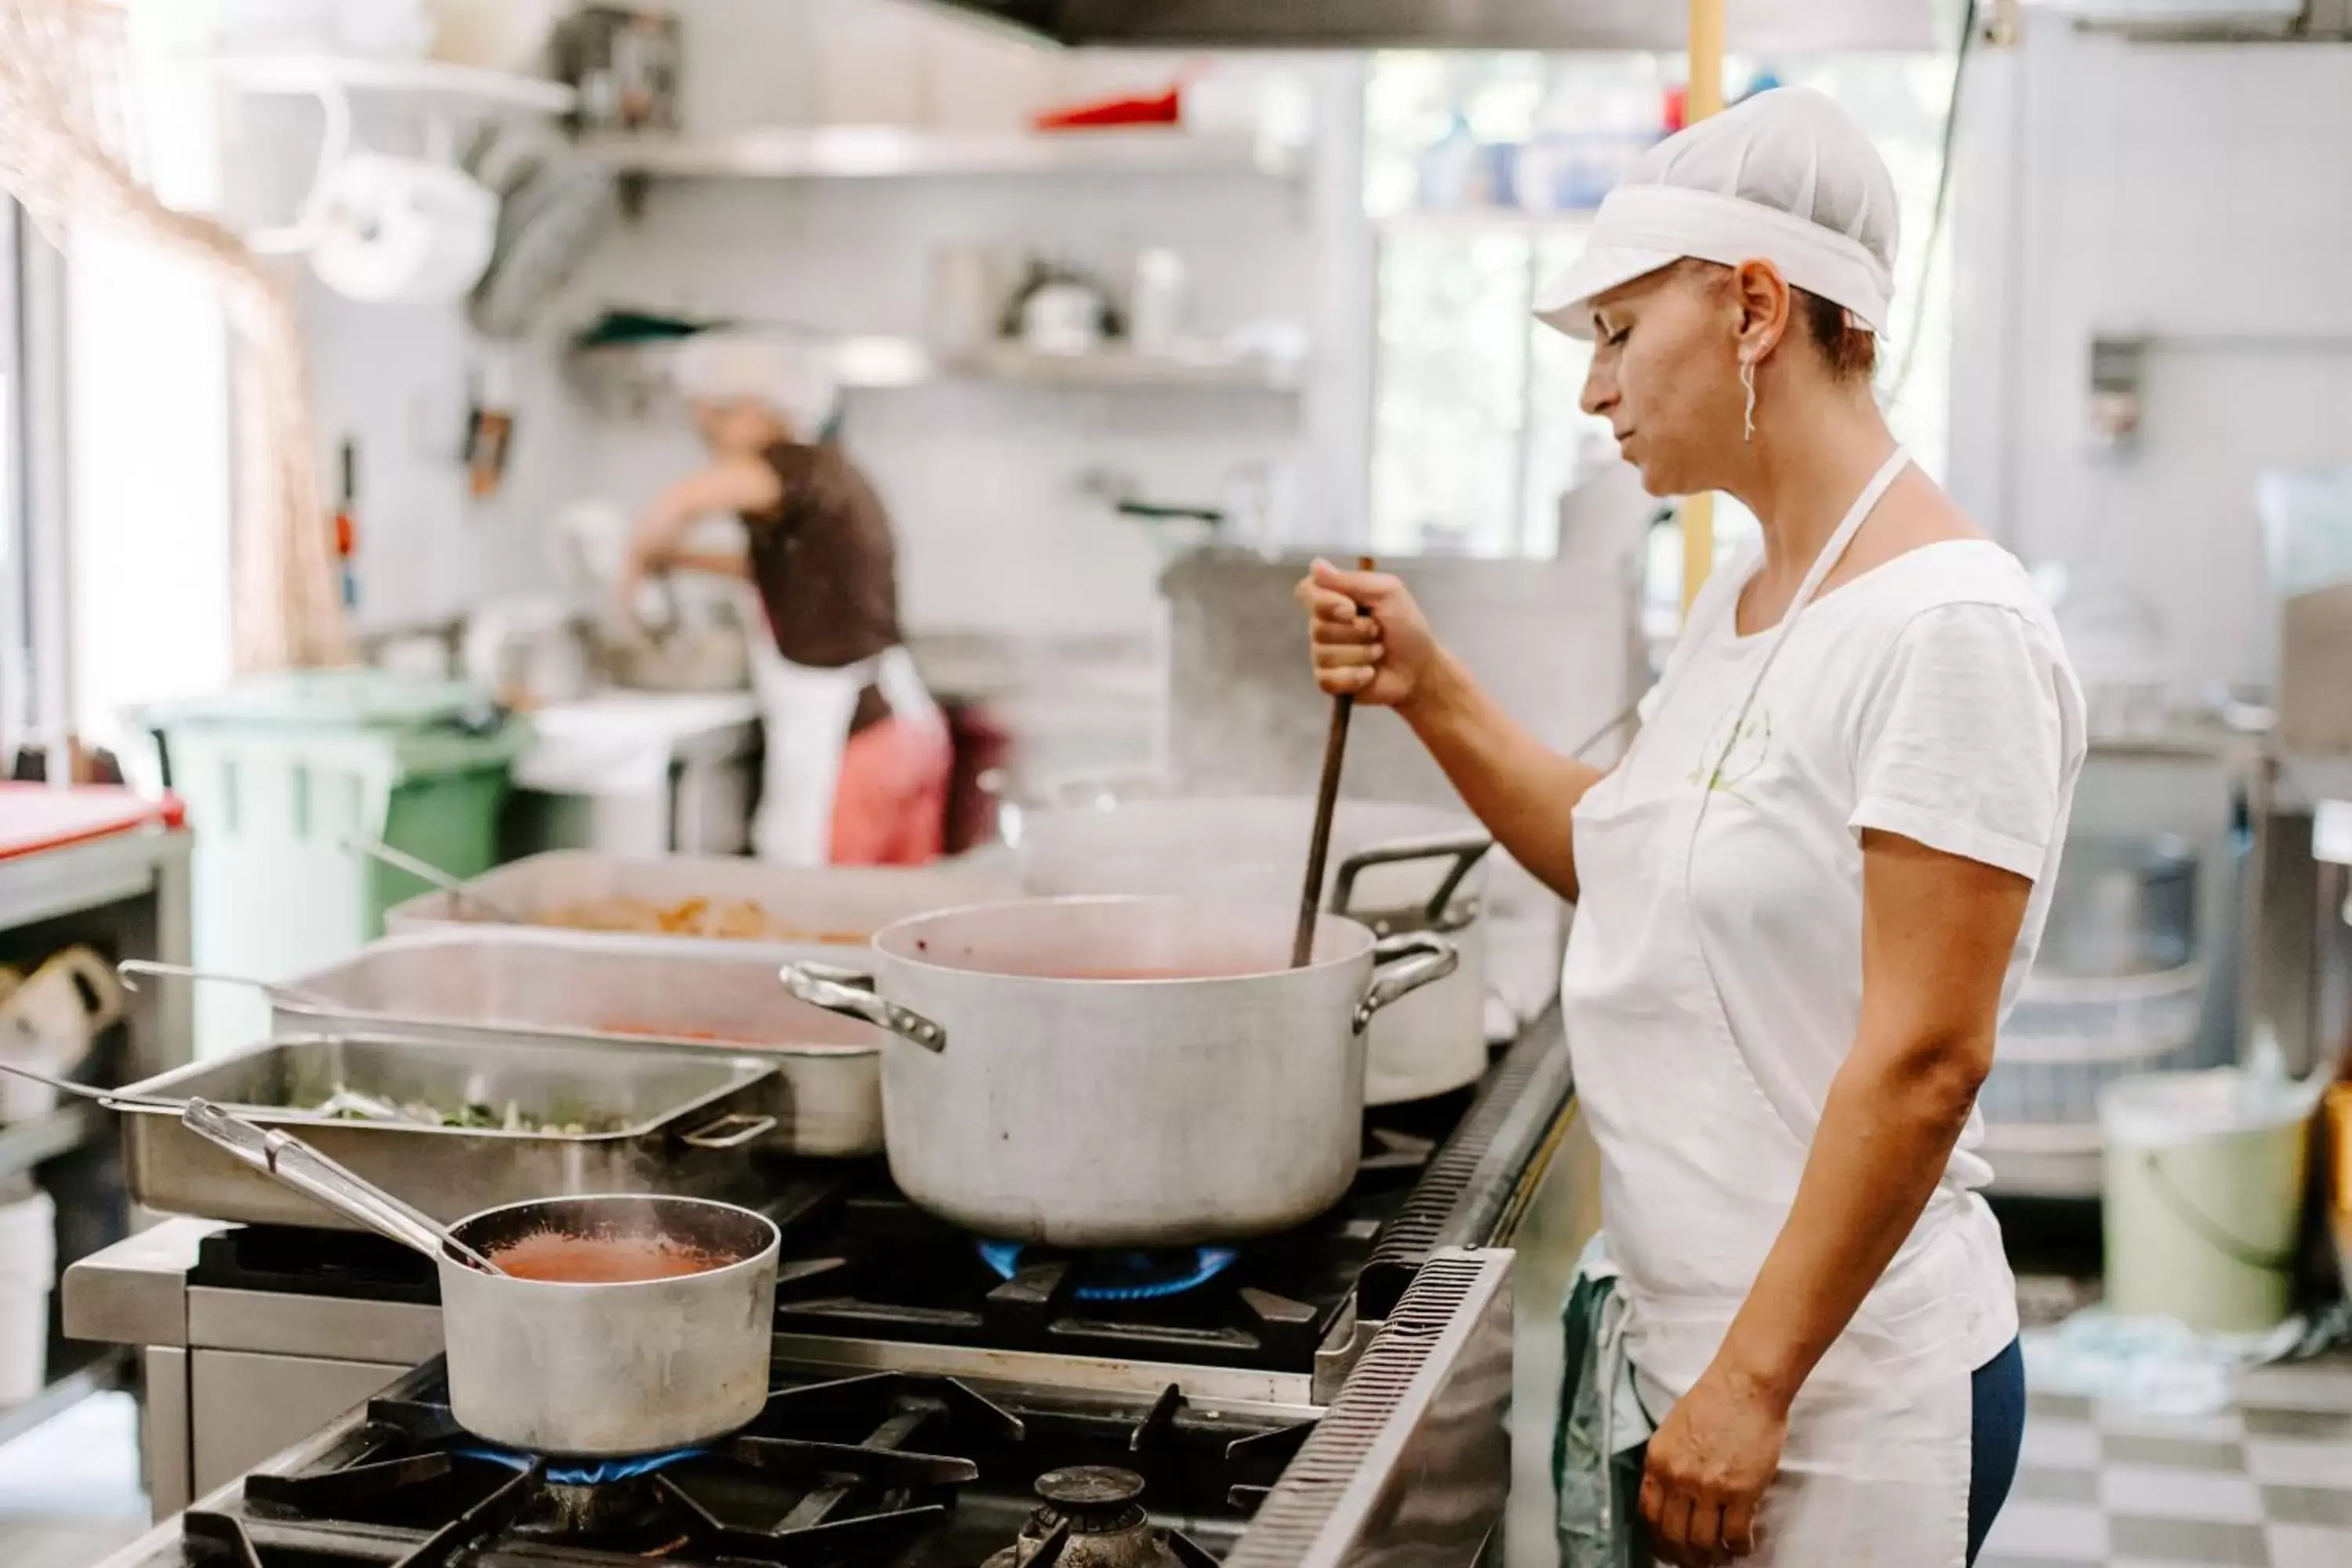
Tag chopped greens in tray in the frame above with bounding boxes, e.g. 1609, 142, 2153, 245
309, 1085, 615, 1135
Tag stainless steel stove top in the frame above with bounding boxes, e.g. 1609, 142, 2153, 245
91, 1249, 1513, 1568
68, 1015, 1573, 1567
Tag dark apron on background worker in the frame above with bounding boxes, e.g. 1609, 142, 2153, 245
743, 440, 948, 867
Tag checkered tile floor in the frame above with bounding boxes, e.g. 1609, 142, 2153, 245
1980, 1358, 2352, 1567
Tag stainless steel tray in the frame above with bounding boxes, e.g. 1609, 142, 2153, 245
118, 1034, 779, 1230
381, 850, 1018, 958
274, 928, 885, 1157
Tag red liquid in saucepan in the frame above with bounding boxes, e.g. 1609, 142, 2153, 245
487, 1232, 729, 1284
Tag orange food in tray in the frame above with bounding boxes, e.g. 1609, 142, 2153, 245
532, 895, 866, 946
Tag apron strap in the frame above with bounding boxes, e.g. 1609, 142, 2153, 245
1694, 445, 1911, 786
1678, 445, 1912, 1147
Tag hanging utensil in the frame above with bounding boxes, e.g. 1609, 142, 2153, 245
1294, 556, 1377, 968
0, 1058, 185, 1114
115, 959, 338, 1013
342, 836, 528, 924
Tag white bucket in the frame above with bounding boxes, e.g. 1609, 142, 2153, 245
0, 1186, 56, 1403
2100, 1069, 2318, 1334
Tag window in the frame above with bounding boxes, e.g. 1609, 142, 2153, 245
1364, 48, 1963, 570
1, 200, 27, 760
3, 199, 78, 775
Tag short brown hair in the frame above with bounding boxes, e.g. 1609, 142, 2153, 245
1795, 287, 1877, 382
1668, 260, 1876, 383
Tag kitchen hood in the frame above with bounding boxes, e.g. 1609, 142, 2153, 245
911, 0, 1937, 52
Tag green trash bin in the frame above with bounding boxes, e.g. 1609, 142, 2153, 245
137, 671, 532, 1055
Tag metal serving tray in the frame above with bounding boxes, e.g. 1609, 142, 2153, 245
381, 850, 1018, 957
118, 1033, 779, 1230
274, 928, 885, 1157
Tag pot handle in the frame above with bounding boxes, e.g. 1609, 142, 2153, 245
1330, 833, 1494, 934
677, 1112, 780, 1150
782, 962, 949, 1053
1354, 932, 1461, 1033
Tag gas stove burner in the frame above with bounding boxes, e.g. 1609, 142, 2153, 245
985, 1465, 1218, 1568
1038, 1464, 1149, 1524
456, 1444, 707, 1486
976, 1241, 1240, 1301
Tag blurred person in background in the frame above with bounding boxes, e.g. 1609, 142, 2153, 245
619, 333, 948, 866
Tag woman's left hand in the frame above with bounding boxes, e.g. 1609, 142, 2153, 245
1639, 1365, 1789, 1565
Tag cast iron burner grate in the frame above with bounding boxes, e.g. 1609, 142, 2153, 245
185, 1106, 1461, 1375
233, 1369, 1013, 1566
184, 1358, 1312, 1567
771, 1123, 1438, 1370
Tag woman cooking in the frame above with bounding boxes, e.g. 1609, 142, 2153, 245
1299, 90, 2082, 1566
618, 333, 950, 867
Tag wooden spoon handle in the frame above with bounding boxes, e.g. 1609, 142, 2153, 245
1294, 555, 1377, 968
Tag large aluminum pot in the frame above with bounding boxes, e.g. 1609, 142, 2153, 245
439, 1194, 779, 1455
782, 895, 1457, 1247
1013, 797, 1494, 1103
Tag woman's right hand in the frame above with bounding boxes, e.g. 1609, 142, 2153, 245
1294, 558, 1443, 711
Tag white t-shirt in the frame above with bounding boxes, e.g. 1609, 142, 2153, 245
1619, 537, 2085, 1370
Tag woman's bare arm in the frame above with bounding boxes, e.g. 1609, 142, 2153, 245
665, 548, 751, 579
618, 459, 779, 601
1715, 829, 2022, 1396
1639, 829, 2027, 1559
1298, 559, 1603, 900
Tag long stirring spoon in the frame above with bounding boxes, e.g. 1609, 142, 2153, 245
1294, 555, 1377, 968
341, 836, 528, 924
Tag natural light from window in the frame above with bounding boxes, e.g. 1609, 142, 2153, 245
1363, 49, 1962, 598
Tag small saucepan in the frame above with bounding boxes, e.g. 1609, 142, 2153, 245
179, 1100, 777, 1455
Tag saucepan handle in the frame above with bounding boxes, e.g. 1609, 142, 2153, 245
1330, 833, 1494, 934
1354, 932, 1461, 1033
782, 962, 948, 1054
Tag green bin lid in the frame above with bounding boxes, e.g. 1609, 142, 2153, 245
137, 670, 503, 731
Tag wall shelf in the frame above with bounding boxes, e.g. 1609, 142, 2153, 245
564, 335, 1306, 416
950, 341, 1308, 391
181, 53, 576, 116
1375, 206, 1599, 238
580, 125, 1308, 183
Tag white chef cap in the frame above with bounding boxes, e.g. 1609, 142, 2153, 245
671, 332, 842, 437
1534, 86, 1899, 341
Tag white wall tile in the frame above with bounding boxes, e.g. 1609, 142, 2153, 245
1954, 19, 2352, 690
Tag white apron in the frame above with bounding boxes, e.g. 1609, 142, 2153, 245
750, 632, 938, 867
1561, 447, 1973, 1566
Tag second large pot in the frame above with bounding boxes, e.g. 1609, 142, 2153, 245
783, 895, 1457, 1247
1014, 797, 1494, 1104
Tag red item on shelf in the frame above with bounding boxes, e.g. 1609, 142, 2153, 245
0, 785, 184, 861
1664, 86, 1690, 134
1033, 86, 1181, 131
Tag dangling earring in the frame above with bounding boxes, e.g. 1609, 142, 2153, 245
1740, 355, 1758, 444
